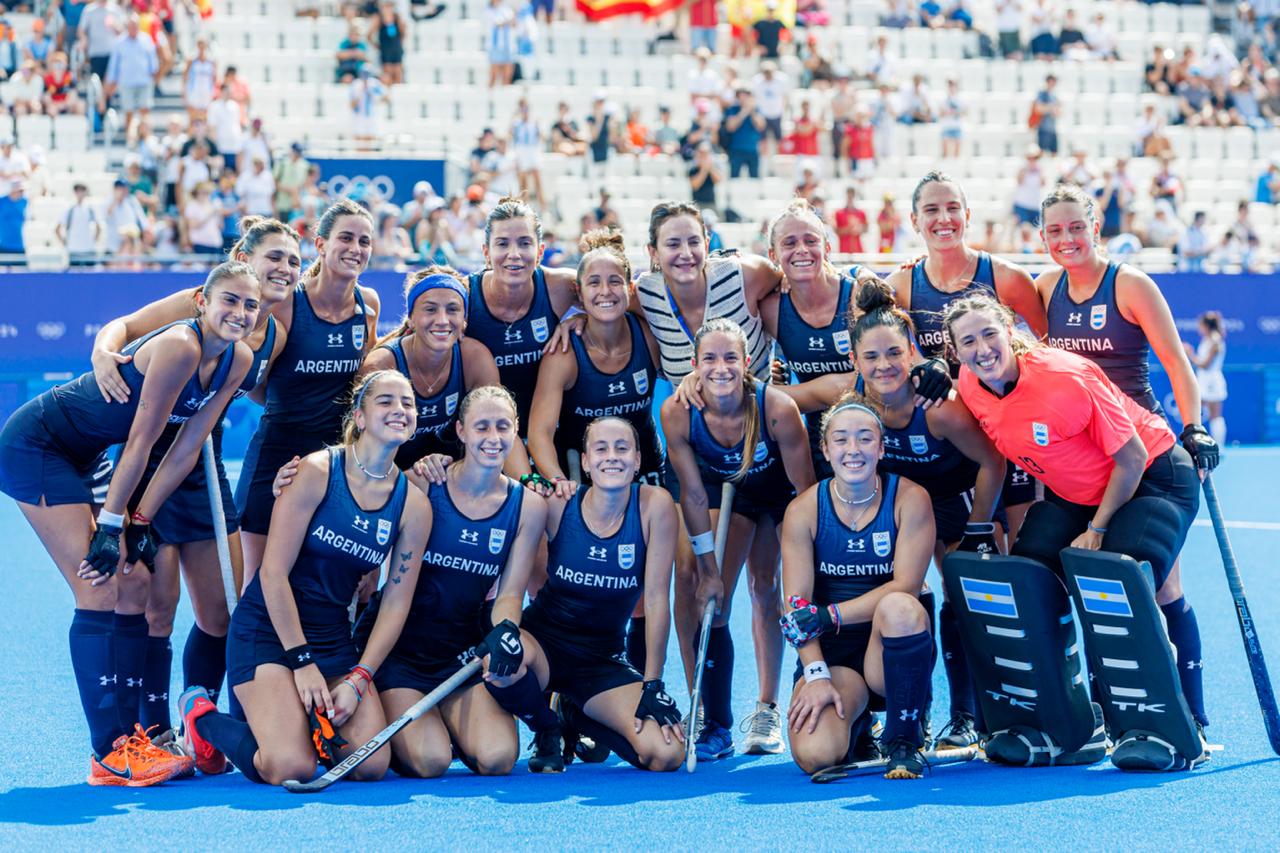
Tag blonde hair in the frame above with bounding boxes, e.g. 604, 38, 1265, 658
376, 264, 468, 346
577, 228, 632, 288
693, 318, 759, 484
767, 198, 837, 281
341, 370, 409, 446
941, 294, 1039, 360
819, 390, 885, 443
455, 385, 519, 432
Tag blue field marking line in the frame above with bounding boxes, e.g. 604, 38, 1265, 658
959, 576, 1019, 618
1074, 575, 1134, 618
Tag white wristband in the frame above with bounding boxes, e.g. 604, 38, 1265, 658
802, 660, 831, 683
689, 531, 715, 555
97, 509, 125, 528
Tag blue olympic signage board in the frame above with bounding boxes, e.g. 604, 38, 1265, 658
311, 158, 446, 206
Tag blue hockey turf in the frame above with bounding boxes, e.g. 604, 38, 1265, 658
2, 452, 1279, 850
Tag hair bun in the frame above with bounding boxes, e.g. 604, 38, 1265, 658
580, 227, 625, 253
854, 277, 895, 314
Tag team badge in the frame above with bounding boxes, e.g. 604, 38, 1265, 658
872, 531, 891, 557
530, 317, 549, 343
376, 518, 392, 545
351, 324, 365, 350
832, 330, 851, 355
1033, 422, 1050, 446
618, 544, 635, 570
489, 528, 506, 554
909, 434, 929, 454
445, 392, 458, 416
753, 441, 769, 463
632, 369, 649, 395
1090, 305, 1107, 330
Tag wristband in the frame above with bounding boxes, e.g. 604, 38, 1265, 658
97, 509, 125, 528
341, 677, 364, 703
561, 305, 586, 321
131, 510, 151, 525
827, 603, 842, 635
689, 531, 715, 555
284, 644, 315, 670
1087, 521, 1108, 535
802, 660, 832, 683
351, 664, 374, 684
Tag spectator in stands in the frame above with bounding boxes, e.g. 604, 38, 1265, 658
1259, 69, 1280, 124
104, 13, 159, 136
843, 106, 876, 180
0, 179, 26, 260
679, 103, 717, 161
212, 169, 241, 252
42, 1, 69, 52
77, 0, 124, 82
897, 73, 933, 124
994, 0, 1022, 59
468, 127, 499, 182
1010, 144, 1044, 230
688, 47, 723, 119
870, 81, 897, 164
103, 177, 149, 253
1242, 44, 1270, 87
177, 138, 212, 210
1146, 200, 1183, 250
56, 182, 100, 265
4, 60, 46, 116
182, 180, 223, 255
1056, 9, 1087, 61
1197, 34, 1238, 87
622, 107, 650, 154
751, 60, 789, 155
335, 21, 369, 83
1176, 68, 1213, 125
485, 0, 516, 88
221, 65, 252, 126
1060, 146, 1093, 187
181, 34, 216, 122
1150, 153, 1183, 214
370, 1, 406, 85
945, 0, 974, 30
1013, 220, 1038, 253
415, 201, 458, 267
917, 0, 944, 29
790, 98, 821, 163
1084, 12, 1117, 62
241, 117, 271, 175
653, 105, 681, 155
510, 99, 543, 204
1107, 210, 1144, 260
876, 192, 901, 252
585, 93, 618, 169
206, 87, 242, 172
593, 188, 618, 228
687, 140, 722, 213
752, 1, 788, 60
1169, 45, 1198, 90
1177, 211, 1211, 272
1093, 160, 1133, 239
1219, 200, 1260, 272
400, 180, 439, 233
0, 21, 17, 81
121, 155, 157, 216
882, 0, 912, 29
971, 219, 1005, 253
689, 0, 718, 53
1229, 71, 1267, 129
349, 65, 388, 150
1256, 159, 1280, 204
834, 185, 867, 254
0, 135, 31, 193
23, 19, 54, 66
374, 208, 413, 264
1145, 45, 1175, 95
550, 101, 587, 156
794, 164, 819, 200
722, 84, 766, 178
1134, 101, 1172, 158
272, 141, 309, 221
1027, 0, 1057, 60
42, 51, 83, 116
938, 77, 964, 158
236, 155, 276, 217
865, 34, 895, 85
1029, 73, 1060, 154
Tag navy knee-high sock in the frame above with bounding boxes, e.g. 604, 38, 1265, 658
69, 609, 123, 757
626, 617, 647, 674
702, 624, 735, 730
562, 701, 643, 769
939, 602, 976, 719
113, 613, 148, 731
140, 636, 173, 731
195, 711, 264, 783
485, 670, 560, 733
183, 624, 227, 704
881, 630, 935, 747
1161, 597, 1208, 726
918, 590, 937, 712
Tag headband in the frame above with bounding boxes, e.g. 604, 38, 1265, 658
406, 273, 468, 316
827, 401, 884, 432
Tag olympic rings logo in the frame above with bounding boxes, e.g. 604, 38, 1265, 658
327, 173, 396, 201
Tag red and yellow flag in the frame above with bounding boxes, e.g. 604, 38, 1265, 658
575, 0, 684, 21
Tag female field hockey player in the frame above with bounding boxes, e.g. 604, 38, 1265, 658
0, 261, 260, 786
178, 371, 431, 785
488, 416, 684, 773
944, 294, 1212, 741
235, 199, 381, 583
661, 319, 815, 761
1034, 184, 1219, 730
1185, 311, 1227, 445
90, 217, 299, 730
780, 397, 936, 779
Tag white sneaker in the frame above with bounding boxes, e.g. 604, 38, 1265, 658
740, 701, 784, 755
682, 703, 705, 742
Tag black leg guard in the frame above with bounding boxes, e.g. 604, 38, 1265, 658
1100, 496, 1188, 589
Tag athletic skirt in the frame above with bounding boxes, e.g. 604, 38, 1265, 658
226, 602, 357, 688
353, 594, 486, 696
522, 605, 642, 708
128, 426, 239, 545
0, 395, 100, 506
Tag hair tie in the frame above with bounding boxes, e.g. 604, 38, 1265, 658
407, 273, 468, 316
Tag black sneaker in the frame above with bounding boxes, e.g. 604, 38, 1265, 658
528, 728, 565, 774
883, 736, 926, 780
556, 694, 610, 764
845, 711, 882, 763
933, 713, 980, 750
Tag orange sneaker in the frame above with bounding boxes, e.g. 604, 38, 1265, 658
88, 733, 178, 787
178, 686, 227, 775
143, 725, 196, 778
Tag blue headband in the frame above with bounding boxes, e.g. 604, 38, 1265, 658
406, 273, 468, 316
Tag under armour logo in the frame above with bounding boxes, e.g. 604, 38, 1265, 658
99, 674, 118, 686
352, 515, 369, 532
884, 436, 900, 449
899, 708, 919, 721
806, 664, 823, 676
724, 452, 742, 465
147, 692, 168, 703
1067, 312, 1083, 327
1186, 660, 1204, 670
295, 651, 312, 663
327, 332, 344, 347
607, 381, 626, 395
504, 327, 523, 343
809, 336, 825, 350
420, 404, 437, 418
126, 677, 144, 687
588, 546, 607, 561
460, 529, 480, 544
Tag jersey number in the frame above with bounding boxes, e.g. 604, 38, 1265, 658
1016, 455, 1046, 476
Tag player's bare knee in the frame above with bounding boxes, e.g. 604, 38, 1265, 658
790, 738, 842, 776
1155, 573, 1183, 605
114, 568, 150, 609
876, 591, 928, 635
471, 742, 517, 776
348, 751, 389, 781
261, 752, 316, 787
403, 744, 452, 778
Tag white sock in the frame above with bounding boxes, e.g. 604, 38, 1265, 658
1209, 417, 1226, 446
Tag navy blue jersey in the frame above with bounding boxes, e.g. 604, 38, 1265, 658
1046, 262, 1159, 412
878, 404, 978, 499
775, 269, 857, 381
237, 447, 408, 644
232, 316, 277, 401
909, 252, 995, 361
530, 485, 646, 642
811, 475, 900, 609
262, 283, 369, 436
380, 336, 464, 469
558, 314, 662, 469
467, 268, 559, 429
689, 383, 792, 499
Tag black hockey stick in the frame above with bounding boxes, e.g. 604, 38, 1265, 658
811, 745, 979, 783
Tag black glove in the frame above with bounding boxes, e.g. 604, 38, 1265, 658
480, 619, 524, 678
909, 357, 952, 404
1180, 423, 1219, 472
83, 523, 123, 578
635, 679, 682, 729
125, 522, 158, 572
957, 521, 999, 554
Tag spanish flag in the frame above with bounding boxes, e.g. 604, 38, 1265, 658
575, 0, 684, 21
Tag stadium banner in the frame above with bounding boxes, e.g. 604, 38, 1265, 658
576, 0, 685, 21
0, 272, 1277, 443
310, 158, 446, 206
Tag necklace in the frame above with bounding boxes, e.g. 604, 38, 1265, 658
833, 476, 878, 507
409, 336, 452, 395
351, 445, 395, 480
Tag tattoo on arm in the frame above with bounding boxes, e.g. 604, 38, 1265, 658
390, 551, 414, 584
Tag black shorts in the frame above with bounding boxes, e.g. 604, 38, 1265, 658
0, 395, 99, 506
234, 421, 333, 535
130, 428, 240, 545
932, 490, 1012, 544
523, 608, 641, 708
226, 606, 356, 688
663, 464, 791, 525
354, 595, 486, 696
791, 622, 885, 711
1003, 458, 1037, 506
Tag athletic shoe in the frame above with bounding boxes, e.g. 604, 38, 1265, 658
555, 694, 609, 764
740, 701, 784, 755
883, 737, 926, 780
933, 713, 981, 750
88, 733, 178, 787
142, 725, 196, 778
682, 704, 705, 742
694, 722, 734, 762
178, 685, 228, 775
528, 728, 566, 773
845, 710, 882, 763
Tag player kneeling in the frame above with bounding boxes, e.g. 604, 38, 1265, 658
780, 398, 937, 779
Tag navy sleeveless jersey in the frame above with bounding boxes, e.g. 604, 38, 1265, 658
909, 252, 995, 360
689, 383, 791, 496
262, 283, 369, 436
381, 336, 465, 469
530, 484, 646, 642
1046, 262, 1159, 412
775, 269, 857, 381
237, 447, 408, 643
558, 314, 662, 464
50, 319, 235, 465
811, 475, 900, 607
878, 404, 978, 499
467, 267, 559, 428
232, 316, 277, 401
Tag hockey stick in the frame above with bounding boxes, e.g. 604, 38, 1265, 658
1202, 474, 1280, 755
283, 657, 484, 792
203, 436, 238, 612
810, 745, 979, 783
686, 480, 736, 773
567, 449, 583, 484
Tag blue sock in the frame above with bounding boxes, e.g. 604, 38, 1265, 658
881, 630, 934, 747
626, 617, 647, 674
1161, 597, 1208, 727
939, 602, 975, 718
195, 711, 264, 783
703, 624, 735, 730
182, 624, 227, 705
918, 590, 937, 716
485, 670, 559, 733
140, 636, 172, 731
69, 609, 122, 757
113, 613, 148, 732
